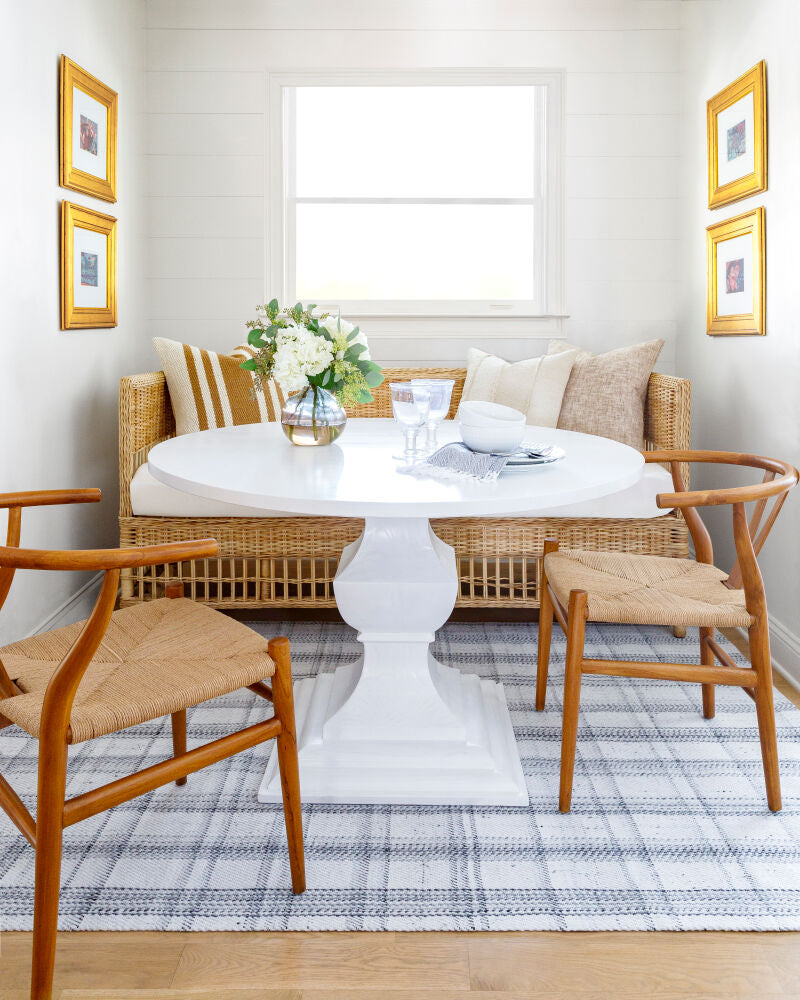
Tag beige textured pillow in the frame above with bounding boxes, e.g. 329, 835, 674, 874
153, 337, 284, 436
461, 347, 578, 426
546, 339, 664, 448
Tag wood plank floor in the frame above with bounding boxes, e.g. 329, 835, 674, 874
1, 642, 797, 1000
1, 929, 800, 999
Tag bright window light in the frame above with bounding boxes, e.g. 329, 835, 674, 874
275, 76, 562, 318
294, 87, 536, 200
295, 203, 535, 301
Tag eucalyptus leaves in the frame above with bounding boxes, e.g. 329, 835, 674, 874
240, 299, 383, 408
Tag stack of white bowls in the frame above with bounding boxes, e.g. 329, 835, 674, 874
458, 401, 526, 454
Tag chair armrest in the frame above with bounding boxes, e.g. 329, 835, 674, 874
0, 489, 102, 509
119, 372, 175, 518
0, 538, 218, 572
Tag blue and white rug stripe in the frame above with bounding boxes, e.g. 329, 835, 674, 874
1, 621, 799, 931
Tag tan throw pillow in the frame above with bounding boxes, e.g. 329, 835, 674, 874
461, 347, 578, 427
153, 337, 284, 436
546, 339, 664, 448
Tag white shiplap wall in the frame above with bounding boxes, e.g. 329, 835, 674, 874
0, 0, 147, 644
144, 0, 682, 370
678, 0, 800, 680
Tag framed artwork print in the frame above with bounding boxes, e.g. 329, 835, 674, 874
707, 61, 766, 209
61, 201, 117, 329
60, 55, 117, 203
706, 207, 764, 336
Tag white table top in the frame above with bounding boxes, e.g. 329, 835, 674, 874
147, 419, 643, 519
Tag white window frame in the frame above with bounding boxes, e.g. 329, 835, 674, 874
267, 69, 565, 322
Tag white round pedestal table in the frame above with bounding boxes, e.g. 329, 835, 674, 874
148, 419, 643, 806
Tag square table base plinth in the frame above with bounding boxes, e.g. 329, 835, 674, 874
257, 654, 528, 806
258, 516, 528, 807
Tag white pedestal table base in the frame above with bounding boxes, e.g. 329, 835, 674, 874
258, 517, 528, 806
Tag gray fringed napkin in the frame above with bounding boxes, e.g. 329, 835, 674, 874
398, 442, 511, 483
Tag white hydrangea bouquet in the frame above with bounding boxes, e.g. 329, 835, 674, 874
240, 298, 383, 409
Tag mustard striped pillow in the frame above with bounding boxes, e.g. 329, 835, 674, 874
153, 337, 285, 436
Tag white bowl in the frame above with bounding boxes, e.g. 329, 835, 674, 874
458, 400, 526, 428
459, 421, 525, 455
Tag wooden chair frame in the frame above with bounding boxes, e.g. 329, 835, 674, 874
534, 450, 798, 814
0, 490, 305, 1000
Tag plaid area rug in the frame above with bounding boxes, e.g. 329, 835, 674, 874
2, 621, 800, 931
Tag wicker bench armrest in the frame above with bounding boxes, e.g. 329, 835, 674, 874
645, 371, 691, 451
119, 372, 175, 517
645, 371, 691, 488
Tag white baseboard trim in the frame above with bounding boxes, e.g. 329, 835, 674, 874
29, 573, 105, 638
769, 614, 800, 694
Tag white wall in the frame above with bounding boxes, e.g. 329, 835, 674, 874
679, 0, 800, 679
143, 0, 683, 371
10, 0, 797, 666
0, 0, 147, 643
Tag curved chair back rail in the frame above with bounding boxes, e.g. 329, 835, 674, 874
0, 490, 104, 614
645, 450, 798, 588
0, 488, 305, 1000
648, 449, 798, 507
536, 449, 798, 816
0, 488, 102, 509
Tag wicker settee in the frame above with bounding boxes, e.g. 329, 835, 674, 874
118, 367, 690, 611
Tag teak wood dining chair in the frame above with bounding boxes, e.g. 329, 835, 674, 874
0, 489, 305, 1000
535, 450, 798, 814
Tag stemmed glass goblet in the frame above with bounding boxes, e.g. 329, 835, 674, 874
390, 382, 431, 460
410, 378, 455, 452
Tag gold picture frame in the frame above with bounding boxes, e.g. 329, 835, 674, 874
61, 201, 117, 330
706, 207, 764, 336
707, 61, 766, 209
60, 55, 117, 203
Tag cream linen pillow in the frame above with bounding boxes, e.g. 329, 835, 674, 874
546, 339, 664, 448
461, 347, 578, 427
153, 337, 284, 436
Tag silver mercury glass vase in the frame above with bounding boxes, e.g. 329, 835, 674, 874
280, 385, 347, 447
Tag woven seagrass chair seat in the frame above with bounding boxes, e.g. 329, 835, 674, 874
0, 598, 275, 743
544, 549, 753, 629
537, 451, 798, 816
0, 491, 304, 1000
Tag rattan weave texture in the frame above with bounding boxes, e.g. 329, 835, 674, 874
118, 367, 691, 610
544, 549, 753, 628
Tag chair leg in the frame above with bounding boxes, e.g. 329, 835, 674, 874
749, 621, 781, 812
167, 584, 188, 788
171, 710, 188, 786
559, 590, 587, 814
699, 626, 715, 719
268, 637, 306, 894
31, 738, 68, 1000
536, 542, 559, 711
673, 626, 687, 639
